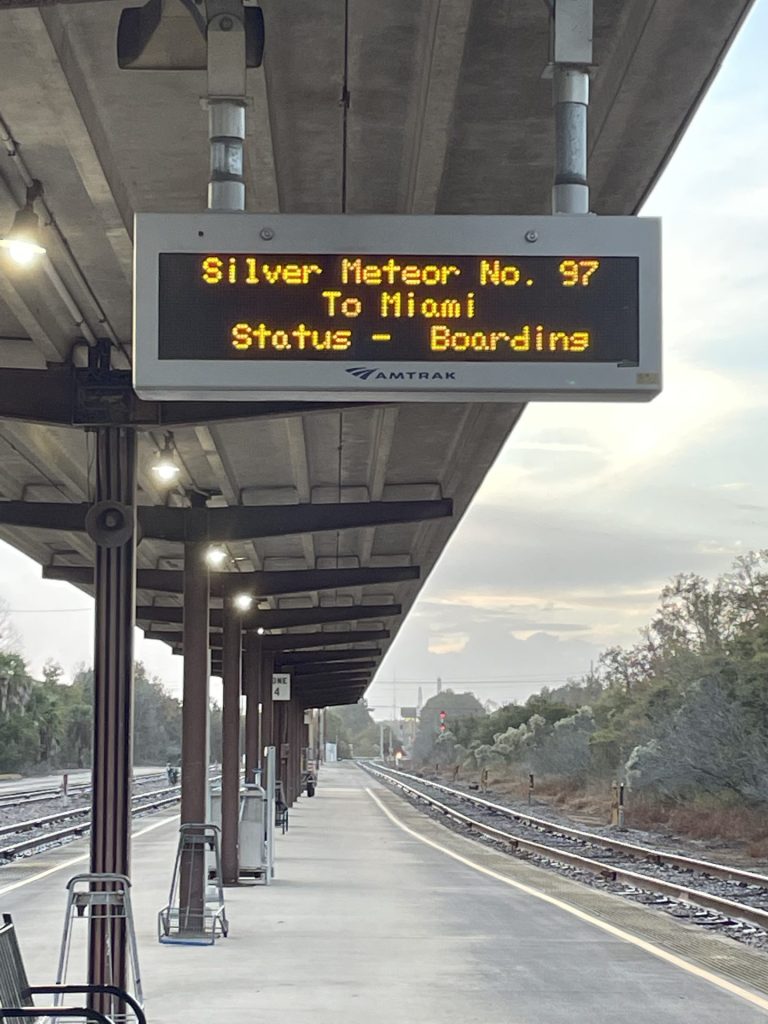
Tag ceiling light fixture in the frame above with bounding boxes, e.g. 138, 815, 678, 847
0, 182, 46, 266
233, 593, 254, 612
205, 545, 228, 568
150, 433, 180, 484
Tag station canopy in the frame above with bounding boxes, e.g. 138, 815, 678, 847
0, 0, 752, 705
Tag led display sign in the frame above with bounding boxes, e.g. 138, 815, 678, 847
134, 214, 661, 402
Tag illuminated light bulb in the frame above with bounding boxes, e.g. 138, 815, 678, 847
233, 593, 253, 612
151, 456, 180, 483
206, 545, 227, 568
256, 626, 265, 636
150, 432, 179, 485
0, 195, 46, 267
5, 239, 42, 266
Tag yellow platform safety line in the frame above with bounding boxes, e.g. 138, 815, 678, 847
366, 787, 768, 1015
0, 815, 178, 898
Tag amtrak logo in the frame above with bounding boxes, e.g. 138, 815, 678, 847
346, 366, 456, 382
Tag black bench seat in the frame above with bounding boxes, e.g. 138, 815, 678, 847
0, 914, 146, 1024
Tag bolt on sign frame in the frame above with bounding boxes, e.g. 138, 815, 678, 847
133, 213, 661, 403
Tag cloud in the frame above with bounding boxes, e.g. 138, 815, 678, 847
427, 633, 469, 655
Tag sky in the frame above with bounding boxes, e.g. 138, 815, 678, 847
2, 1, 768, 715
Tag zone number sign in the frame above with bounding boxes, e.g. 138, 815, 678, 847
133, 213, 661, 402
272, 673, 291, 701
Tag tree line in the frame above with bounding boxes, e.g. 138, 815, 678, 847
417, 552, 768, 807
324, 702, 379, 757
0, 654, 217, 773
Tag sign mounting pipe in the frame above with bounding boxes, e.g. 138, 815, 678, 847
551, 0, 593, 215
206, 1, 248, 212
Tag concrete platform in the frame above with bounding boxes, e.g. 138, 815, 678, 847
1, 763, 767, 1023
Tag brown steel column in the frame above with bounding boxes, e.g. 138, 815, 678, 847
292, 702, 302, 802
287, 703, 295, 803
302, 716, 310, 776
285, 702, 295, 804
180, 541, 209, 931
221, 603, 241, 885
261, 649, 275, 753
243, 632, 261, 782
277, 698, 289, 802
89, 425, 136, 1003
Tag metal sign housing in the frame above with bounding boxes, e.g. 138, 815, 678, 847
133, 213, 661, 402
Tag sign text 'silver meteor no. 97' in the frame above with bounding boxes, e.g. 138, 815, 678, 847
133, 214, 661, 402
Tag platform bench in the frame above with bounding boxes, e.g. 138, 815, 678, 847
0, 914, 146, 1024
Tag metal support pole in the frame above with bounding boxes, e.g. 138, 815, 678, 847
296, 705, 303, 799
286, 702, 294, 804
286, 704, 294, 798
306, 709, 314, 766
261, 649, 275, 752
208, 99, 246, 211
290, 702, 300, 803
282, 702, 290, 804
179, 541, 210, 930
206, 4, 247, 212
89, 425, 136, 1003
181, 543, 210, 822
618, 783, 625, 828
221, 602, 241, 884
275, 700, 286, 797
551, 0, 592, 215
552, 68, 589, 214
287, 702, 295, 802
243, 632, 261, 783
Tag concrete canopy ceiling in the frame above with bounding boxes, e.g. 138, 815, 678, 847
0, 0, 754, 705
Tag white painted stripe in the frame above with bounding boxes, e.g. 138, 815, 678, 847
366, 787, 768, 1015
0, 815, 178, 898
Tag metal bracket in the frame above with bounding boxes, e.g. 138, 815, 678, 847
117, 0, 263, 72
74, 366, 134, 427
553, 0, 593, 66
206, 0, 248, 99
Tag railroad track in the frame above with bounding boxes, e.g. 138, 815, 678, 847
0, 783, 183, 861
363, 762, 768, 933
0, 771, 169, 810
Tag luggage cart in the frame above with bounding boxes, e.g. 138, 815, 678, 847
55, 873, 143, 1024
157, 824, 228, 945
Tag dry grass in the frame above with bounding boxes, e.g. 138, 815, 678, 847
447, 767, 768, 862
629, 797, 768, 856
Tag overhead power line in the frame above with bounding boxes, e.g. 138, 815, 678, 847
6, 607, 92, 613
369, 677, 578, 687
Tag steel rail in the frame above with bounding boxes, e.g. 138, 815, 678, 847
364, 764, 768, 932
0, 785, 182, 860
0, 789, 87, 809
0, 783, 186, 841
0, 771, 169, 809
369, 763, 768, 888
0, 802, 91, 839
